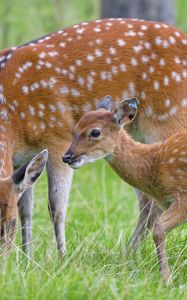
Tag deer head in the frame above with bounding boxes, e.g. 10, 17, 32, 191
63, 96, 139, 169
0, 149, 48, 248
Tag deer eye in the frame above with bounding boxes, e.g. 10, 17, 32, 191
89, 129, 101, 138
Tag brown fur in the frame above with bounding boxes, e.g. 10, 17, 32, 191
0, 18, 187, 254
65, 107, 187, 281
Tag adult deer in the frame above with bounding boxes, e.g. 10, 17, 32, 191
63, 96, 187, 281
0, 18, 186, 255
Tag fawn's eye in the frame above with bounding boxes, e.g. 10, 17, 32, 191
89, 129, 101, 138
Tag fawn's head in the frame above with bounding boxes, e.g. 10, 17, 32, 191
63, 96, 139, 169
0, 149, 48, 248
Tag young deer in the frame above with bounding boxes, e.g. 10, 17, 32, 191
0, 18, 187, 255
63, 96, 187, 281
0, 150, 48, 251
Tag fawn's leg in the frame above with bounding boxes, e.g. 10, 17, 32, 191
130, 190, 162, 249
18, 187, 33, 256
153, 197, 187, 281
47, 151, 73, 257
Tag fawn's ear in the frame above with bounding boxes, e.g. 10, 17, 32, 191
12, 149, 48, 197
96, 95, 114, 112
114, 98, 139, 127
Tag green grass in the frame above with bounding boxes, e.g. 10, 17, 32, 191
176, 0, 187, 32
0, 0, 187, 299
0, 161, 187, 299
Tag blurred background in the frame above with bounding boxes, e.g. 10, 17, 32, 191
0, 0, 186, 49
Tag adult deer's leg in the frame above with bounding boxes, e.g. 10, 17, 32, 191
130, 190, 162, 250
18, 187, 33, 256
153, 197, 187, 281
47, 151, 73, 256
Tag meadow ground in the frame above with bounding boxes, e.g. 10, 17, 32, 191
0, 161, 187, 300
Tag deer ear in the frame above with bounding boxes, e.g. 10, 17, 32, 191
12, 149, 48, 197
114, 97, 139, 127
96, 95, 114, 112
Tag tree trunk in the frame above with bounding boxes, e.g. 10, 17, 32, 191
100, 0, 175, 25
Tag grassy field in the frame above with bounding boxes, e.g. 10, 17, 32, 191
0, 0, 187, 299
0, 161, 187, 300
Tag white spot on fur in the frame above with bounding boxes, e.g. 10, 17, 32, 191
154, 23, 161, 29
149, 66, 155, 73
153, 80, 159, 90
142, 72, 147, 80
174, 56, 181, 64
0, 109, 8, 120
22, 85, 29, 94
75, 59, 82, 66
141, 91, 146, 99
125, 30, 136, 37
155, 36, 162, 45
171, 71, 181, 82
108, 47, 116, 55
141, 25, 148, 30
71, 88, 80, 97
20, 112, 26, 119
131, 57, 138, 66
159, 58, 165, 66
169, 106, 178, 116
163, 76, 169, 86
133, 45, 143, 53
76, 28, 85, 34
94, 49, 103, 57
60, 86, 69, 95
144, 42, 151, 49
119, 64, 126, 72
181, 98, 187, 107
117, 39, 126, 46
0, 94, 6, 104
141, 55, 149, 63
28, 105, 35, 115
111, 66, 118, 74
39, 52, 46, 59
94, 27, 101, 32
165, 99, 171, 107
168, 36, 176, 44
95, 38, 103, 45
87, 54, 95, 62
105, 57, 112, 64
77, 76, 85, 86
59, 42, 66, 48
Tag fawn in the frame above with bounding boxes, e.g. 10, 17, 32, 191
63, 95, 187, 281
0, 18, 187, 255
0, 149, 48, 250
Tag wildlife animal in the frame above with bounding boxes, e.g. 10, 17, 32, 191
63, 96, 187, 281
0, 149, 48, 250
0, 18, 186, 255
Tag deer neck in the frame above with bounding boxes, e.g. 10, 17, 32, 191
106, 129, 159, 195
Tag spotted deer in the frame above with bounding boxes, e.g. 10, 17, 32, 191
0, 18, 186, 256
63, 96, 187, 281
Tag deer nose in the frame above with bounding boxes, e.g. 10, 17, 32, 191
62, 153, 73, 163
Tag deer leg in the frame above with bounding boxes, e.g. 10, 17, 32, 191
130, 190, 162, 250
18, 187, 33, 256
153, 197, 187, 281
47, 153, 73, 257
